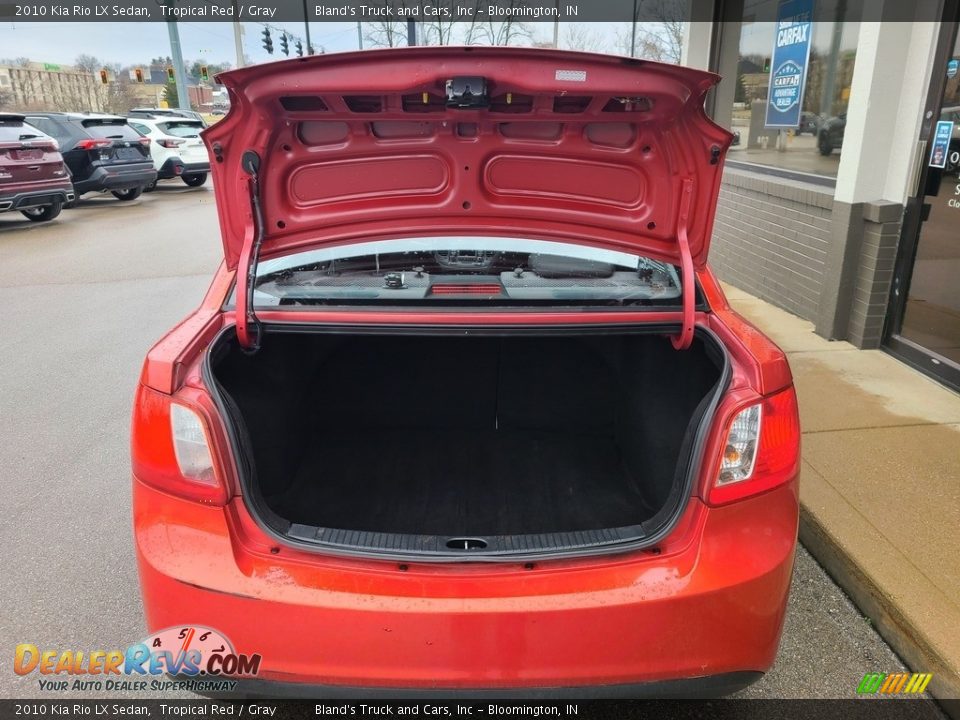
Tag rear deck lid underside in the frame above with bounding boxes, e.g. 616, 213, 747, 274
205, 47, 733, 272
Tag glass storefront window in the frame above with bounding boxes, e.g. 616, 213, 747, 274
727, 0, 862, 178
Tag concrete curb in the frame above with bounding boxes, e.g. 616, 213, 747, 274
799, 506, 960, 714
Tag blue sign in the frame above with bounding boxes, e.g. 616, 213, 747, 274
947, 59, 959, 79
929, 121, 954, 169
765, 0, 814, 129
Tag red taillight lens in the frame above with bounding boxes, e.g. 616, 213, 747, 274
131, 385, 228, 505
139, 137, 154, 147
706, 386, 800, 506
77, 138, 112, 150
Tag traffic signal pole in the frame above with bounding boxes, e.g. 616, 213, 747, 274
232, 0, 244, 68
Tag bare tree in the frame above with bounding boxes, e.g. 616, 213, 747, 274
0, 87, 14, 111
474, 20, 533, 47
363, 20, 408, 48
417, 0, 459, 45
562, 23, 604, 52
621, 0, 685, 63
74, 54, 102, 73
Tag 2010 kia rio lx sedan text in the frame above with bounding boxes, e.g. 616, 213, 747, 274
131, 47, 800, 698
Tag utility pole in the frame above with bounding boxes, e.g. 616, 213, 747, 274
406, 19, 416, 46
357, 21, 363, 50
166, 15, 191, 110
552, 0, 559, 48
231, 0, 244, 67
302, 0, 313, 53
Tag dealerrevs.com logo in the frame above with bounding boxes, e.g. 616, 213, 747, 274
14, 626, 261, 693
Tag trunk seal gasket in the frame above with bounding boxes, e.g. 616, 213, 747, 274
202, 322, 731, 563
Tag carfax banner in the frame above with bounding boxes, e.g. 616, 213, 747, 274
764, 0, 814, 129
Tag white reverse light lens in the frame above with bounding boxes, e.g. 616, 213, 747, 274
717, 403, 762, 486
170, 403, 217, 486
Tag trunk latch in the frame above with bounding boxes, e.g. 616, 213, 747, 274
670, 178, 695, 351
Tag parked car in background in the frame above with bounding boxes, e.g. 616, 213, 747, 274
0, 112, 75, 222
132, 48, 800, 697
24, 113, 156, 202
817, 113, 846, 156
796, 111, 821, 136
129, 108, 208, 127
128, 117, 210, 189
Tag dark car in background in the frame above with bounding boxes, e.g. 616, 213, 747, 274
817, 113, 846, 155
24, 113, 156, 202
0, 113, 75, 222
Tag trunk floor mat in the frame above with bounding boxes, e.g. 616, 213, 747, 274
270, 429, 654, 536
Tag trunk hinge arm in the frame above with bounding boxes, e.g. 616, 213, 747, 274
236, 151, 264, 353
671, 178, 695, 351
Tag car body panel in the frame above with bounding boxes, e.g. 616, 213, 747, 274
134, 475, 797, 688
206, 47, 733, 273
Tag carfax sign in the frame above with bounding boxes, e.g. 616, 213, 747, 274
765, 0, 814, 128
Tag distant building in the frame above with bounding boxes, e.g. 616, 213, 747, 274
0, 61, 104, 112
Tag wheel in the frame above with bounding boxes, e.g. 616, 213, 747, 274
21, 199, 63, 222
112, 186, 143, 201
182, 173, 207, 187
818, 134, 833, 156
143, 179, 157, 193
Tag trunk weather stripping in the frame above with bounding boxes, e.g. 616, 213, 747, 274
236, 150, 265, 352
671, 178, 695, 351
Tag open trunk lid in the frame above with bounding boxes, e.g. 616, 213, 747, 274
204, 47, 733, 348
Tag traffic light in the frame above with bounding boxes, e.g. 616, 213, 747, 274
200, 65, 209, 82
261, 28, 273, 54
279, 33, 289, 56
295, 40, 303, 57
134, 67, 144, 83
99, 69, 108, 84
763, 57, 771, 73
167, 66, 175, 84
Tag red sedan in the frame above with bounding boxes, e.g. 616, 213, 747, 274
131, 47, 799, 697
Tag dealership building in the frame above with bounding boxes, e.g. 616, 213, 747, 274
679, 0, 960, 390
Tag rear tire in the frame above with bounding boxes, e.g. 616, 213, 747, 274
182, 173, 207, 187
112, 186, 143, 201
21, 200, 63, 222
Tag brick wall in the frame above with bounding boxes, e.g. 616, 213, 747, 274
847, 202, 903, 348
709, 166, 834, 322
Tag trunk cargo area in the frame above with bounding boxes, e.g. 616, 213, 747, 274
209, 329, 725, 557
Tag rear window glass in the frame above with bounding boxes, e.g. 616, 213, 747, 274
81, 121, 142, 140
245, 238, 682, 309
158, 121, 203, 138
0, 118, 39, 143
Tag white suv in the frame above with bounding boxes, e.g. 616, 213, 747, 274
127, 116, 209, 190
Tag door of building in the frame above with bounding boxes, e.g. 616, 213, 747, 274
885, 13, 960, 392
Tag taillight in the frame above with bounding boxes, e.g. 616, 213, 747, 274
706, 386, 800, 506
77, 138, 112, 150
156, 138, 183, 148
131, 385, 228, 505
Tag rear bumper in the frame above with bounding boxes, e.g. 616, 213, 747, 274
0, 182, 74, 212
134, 478, 798, 694
181, 161, 210, 175
74, 163, 156, 194
157, 157, 185, 179
228, 672, 763, 699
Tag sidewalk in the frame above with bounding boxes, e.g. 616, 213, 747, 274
723, 283, 960, 703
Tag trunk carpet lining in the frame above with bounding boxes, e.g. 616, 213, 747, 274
270, 429, 654, 536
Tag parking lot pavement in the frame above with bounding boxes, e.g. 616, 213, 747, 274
0, 185, 931, 701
